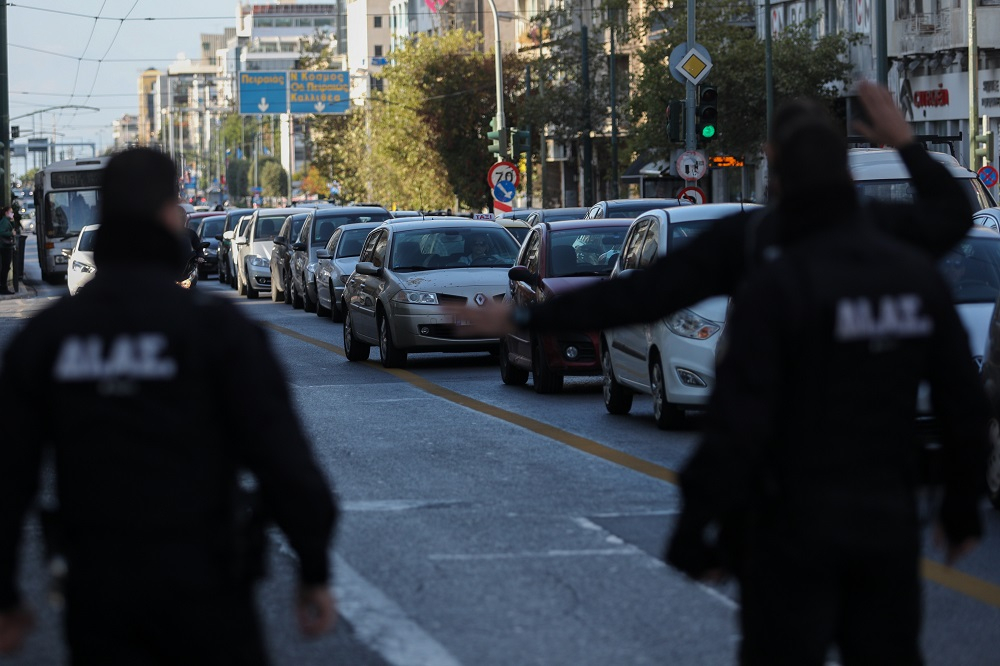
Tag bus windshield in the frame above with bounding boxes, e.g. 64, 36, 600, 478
47, 189, 100, 239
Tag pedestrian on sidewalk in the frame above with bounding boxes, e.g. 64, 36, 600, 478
0, 206, 15, 294
0, 148, 339, 664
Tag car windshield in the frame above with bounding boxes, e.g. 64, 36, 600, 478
938, 236, 1000, 304
201, 218, 225, 238
314, 212, 390, 244
337, 228, 374, 258
668, 219, 715, 251
548, 227, 629, 277
390, 227, 520, 271
544, 211, 587, 223
608, 203, 662, 218
507, 226, 530, 244
46, 189, 100, 239
77, 227, 99, 252
254, 215, 286, 241
856, 178, 994, 211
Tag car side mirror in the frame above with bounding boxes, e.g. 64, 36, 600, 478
355, 261, 381, 277
316, 250, 332, 260
223, 231, 234, 241
292, 242, 307, 252
61, 248, 73, 259
214, 234, 224, 242
235, 237, 247, 245
200, 241, 210, 249
508, 265, 538, 286
273, 235, 286, 246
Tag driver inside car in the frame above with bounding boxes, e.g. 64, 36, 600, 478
461, 234, 491, 265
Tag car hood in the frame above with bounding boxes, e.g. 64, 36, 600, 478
251, 240, 273, 260
955, 301, 994, 358
686, 296, 730, 323
541, 275, 608, 295
395, 267, 512, 290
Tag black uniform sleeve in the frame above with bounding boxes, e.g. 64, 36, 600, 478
224, 321, 338, 585
666, 267, 793, 577
0, 331, 44, 611
871, 143, 974, 258
525, 214, 749, 333
925, 285, 989, 544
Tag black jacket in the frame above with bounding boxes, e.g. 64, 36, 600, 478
667, 221, 988, 578
523, 144, 974, 332
0, 260, 337, 610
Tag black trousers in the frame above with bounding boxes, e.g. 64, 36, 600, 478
738, 536, 922, 666
0, 246, 11, 292
64, 578, 268, 666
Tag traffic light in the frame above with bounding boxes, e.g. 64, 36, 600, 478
511, 128, 530, 159
974, 130, 994, 164
487, 117, 508, 159
697, 85, 718, 144
667, 100, 684, 144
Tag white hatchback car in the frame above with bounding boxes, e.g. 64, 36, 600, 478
63, 223, 100, 295
601, 203, 760, 428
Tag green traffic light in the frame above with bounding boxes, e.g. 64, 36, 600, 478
701, 125, 716, 139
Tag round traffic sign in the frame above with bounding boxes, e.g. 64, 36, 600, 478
493, 180, 517, 203
677, 186, 706, 205
979, 165, 999, 188
487, 161, 520, 189
675, 150, 708, 181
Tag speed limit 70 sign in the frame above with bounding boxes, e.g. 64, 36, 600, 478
487, 161, 520, 189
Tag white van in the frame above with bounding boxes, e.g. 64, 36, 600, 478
848, 148, 996, 210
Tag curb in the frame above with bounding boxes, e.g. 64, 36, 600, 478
0, 281, 39, 301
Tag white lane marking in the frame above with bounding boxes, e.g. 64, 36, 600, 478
334, 554, 463, 666
427, 548, 641, 562
343, 499, 463, 512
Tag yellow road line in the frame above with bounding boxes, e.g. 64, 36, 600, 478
262, 320, 1000, 608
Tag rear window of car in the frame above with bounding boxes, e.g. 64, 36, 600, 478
668, 220, 714, 251
856, 178, 994, 211
201, 218, 225, 238
314, 212, 390, 243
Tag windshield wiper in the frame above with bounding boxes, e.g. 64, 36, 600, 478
58, 232, 80, 242
392, 265, 430, 272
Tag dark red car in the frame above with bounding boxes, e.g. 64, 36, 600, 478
501, 218, 633, 393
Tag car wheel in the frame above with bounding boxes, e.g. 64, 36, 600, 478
499, 338, 529, 386
303, 280, 317, 313
343, 309, 370, 362
291, 279, 304, 309
601, 343, 633, 415
331, 284, 345, 323
229, 263, 237, 289
532, 337, 563, 394
246, 276, 259, 300
218, 262, 227, 283
988, 417, 1000, 510
378, 312, 407, 368
271, 273, 282, 302
237, 266, 247, 296
650, 357, 684, 430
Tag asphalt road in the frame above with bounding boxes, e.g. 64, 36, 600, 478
3, 251, 1000, 665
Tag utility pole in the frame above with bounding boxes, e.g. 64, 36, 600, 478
525, 64, 533, 208
486, 0, 506, 161
875, 0, 888, 86
581, 25, 593, 206
764, 0, 774, 140
969, 0, 979, 169
1, 1, 11, 208
609, 7, 620, 200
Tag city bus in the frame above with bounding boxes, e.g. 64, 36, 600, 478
33, 156, 108, 283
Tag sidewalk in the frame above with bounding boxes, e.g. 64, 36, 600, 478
2, 234, 51, 301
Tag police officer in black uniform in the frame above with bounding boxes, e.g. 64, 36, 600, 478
665, 97, 986, 664
0, 148, 338, 664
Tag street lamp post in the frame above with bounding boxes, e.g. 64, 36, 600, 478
486, 0, 506, 161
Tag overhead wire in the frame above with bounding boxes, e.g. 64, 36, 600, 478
55, 0, 108, 132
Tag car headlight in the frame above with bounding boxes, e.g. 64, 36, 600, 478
665, 309, 720, 339
248, 256, 269, 267
72, 260, 96, 274
392, 290, 439, 305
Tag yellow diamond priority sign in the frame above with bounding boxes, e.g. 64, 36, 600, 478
675, 48, 713, 86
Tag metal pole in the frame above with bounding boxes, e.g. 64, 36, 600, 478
970, 0, 979, 169
525, 64, 533, 208
486, 0, 506, 160
685, 0, 696, 151
875, 0, 888, 86
609, 10, 619, 199
581, 25, 593, 206
0, 1, 9, 209
764, 0, 774, 140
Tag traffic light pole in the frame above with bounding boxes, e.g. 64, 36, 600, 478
684, 0, 696, 151
1, 1, 10, 208
486, 0, 506, 162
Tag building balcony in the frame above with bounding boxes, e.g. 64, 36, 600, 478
890, 6, 1000, 57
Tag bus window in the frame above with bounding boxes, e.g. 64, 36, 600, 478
47, 190, 99, 237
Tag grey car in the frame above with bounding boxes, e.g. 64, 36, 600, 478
289, 206, 391, 312
315, 222, 381, 322
342, 219, 521, 368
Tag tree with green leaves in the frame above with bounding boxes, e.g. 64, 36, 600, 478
226, 159, 250, 204
627, 0, 855, 161
261, 161, 289, 199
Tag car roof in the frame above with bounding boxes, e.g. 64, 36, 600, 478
80, 223, 101, 233
544, 218, 634, 231
602, 198, 683, 209
380, 219, 506, 232
314, 206, 389, 217
848, 148, 975, 180
662, 202, 760, 223
964, 225, 1000, 238
499, 218, 530, 228
337, 221, 381, 231
255, 207, 313, 216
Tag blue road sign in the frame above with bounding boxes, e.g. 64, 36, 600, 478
493, 180, 516, 203
289, 70, 349, 115
979, 165, 999, 188
371, 57, 388, 66
239, 72, 287, 115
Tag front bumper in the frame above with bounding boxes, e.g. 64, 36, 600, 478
389, 304, 499, 352
660, 333, 719, 407
248, 264, 271, 290
539, 331, 602, 376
